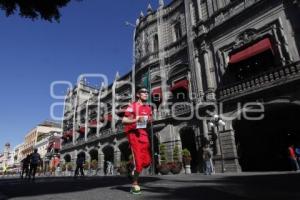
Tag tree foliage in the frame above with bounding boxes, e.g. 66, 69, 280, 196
159, 143, 167, 163
0, 0, 71, 22
173, 145, 180, 162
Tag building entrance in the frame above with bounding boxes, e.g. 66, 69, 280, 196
180, 127, 198, 172
102, 146, 114, 174
119, 142, 131, 161
233, 103, 300, 171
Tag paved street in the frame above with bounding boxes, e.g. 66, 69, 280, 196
0, 172, 300, 200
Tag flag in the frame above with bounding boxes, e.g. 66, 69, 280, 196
142, 69, 151, 103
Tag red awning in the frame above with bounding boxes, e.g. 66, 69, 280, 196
229, 38, 274, 64
151, 87, 162, 102
171, 79, 189, 92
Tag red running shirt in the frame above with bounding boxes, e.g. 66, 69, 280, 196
289, 147, 296, 158
123, 101, 152, 133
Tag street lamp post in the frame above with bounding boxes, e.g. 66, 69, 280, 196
125, 21, 136, 100
208, 114, 226, 173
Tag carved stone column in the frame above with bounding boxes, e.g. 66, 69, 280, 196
98, 151, 105, 175
72, 150, 77, 171
114, 150, 121, 168
202, 119, 209, 139
201, 42, 215, 101
196, 0, 202, 20
113, 148, 121, 174
194, 49, 204, 100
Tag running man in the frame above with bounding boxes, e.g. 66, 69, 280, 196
122, 86, 152, 194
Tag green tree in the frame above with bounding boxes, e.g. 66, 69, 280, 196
0, 0, 73, 22
182, 148, 191, 165
90, 159, 98, 170
173, 145, 180, 162
159, 143, 167, 163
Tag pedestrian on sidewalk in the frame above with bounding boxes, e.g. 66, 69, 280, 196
3, 163, 8, 177
106, 161, 114, 175
295, 145, 300, 167
202, 143, 213, 175
21, 155, 30, 179
28, 149, 41, 180
74, 154, 85, 177
288, 145, 300, 171
122, 86, 152, 195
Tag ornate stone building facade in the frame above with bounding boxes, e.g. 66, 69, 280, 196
60, 0, 300, 174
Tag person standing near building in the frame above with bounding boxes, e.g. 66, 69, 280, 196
122, 86, 152, 195
3, 163, 8, 177
74, 154, 85, 177
106, 161, 114, 175
295, 145, 300, 167
288, 145, 300, 171
21, 155, 30, 179
202, 143, 213, 175
29, 149, 41, 180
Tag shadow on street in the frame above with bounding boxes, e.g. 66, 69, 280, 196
1, 173, 300, 199
0, 176, 159, 199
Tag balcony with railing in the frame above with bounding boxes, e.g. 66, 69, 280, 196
136, 51, 159, 71
76, 137, 85, 145
99, 128, 113, 138
152, 103, 192, 121
218, 61, 300, 100
87, 134, 98, 142
164, 35, 187, 55
172, 103, 192, 116
61, 142, 73, 151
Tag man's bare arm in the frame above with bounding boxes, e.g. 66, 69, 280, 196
122, 116, 138, 124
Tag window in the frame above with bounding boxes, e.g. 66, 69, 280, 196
153, 34, 159, 52
197, 0, 203, 20
173, 22, 182, 42
212, 0, 219, 12
190, 2, 196, 26
223, 38, 276, 85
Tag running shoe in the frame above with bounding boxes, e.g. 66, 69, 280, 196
130, 185, 141, 195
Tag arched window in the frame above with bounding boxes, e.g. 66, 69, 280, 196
173, 22, 182, 42
153, 34, 159, 52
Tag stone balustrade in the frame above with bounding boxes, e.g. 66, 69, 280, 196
218, 61, 300, 100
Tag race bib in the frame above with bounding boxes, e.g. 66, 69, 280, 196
136, 116, 148, 129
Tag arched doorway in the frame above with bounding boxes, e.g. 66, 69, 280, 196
64, 154, 71, 163
77, 152, 86, 160
102, 146, 114, 174
180, 127, 198, 173
234, 103, 300, 171
151, 134, 159, 174
119, 142, 131, 161
89, 149, 98, 161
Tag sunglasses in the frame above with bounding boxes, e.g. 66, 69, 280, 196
139, 90, 149, 94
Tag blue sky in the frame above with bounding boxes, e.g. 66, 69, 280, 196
0, 0, 172, 151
